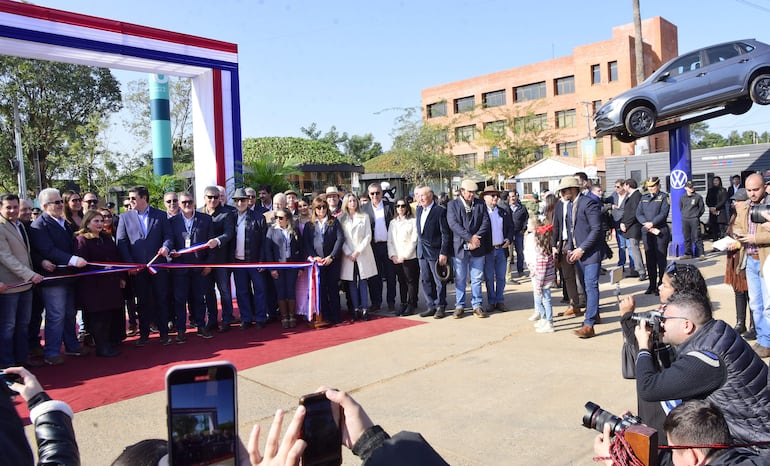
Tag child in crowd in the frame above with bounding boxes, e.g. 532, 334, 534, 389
527, 221, 556, 333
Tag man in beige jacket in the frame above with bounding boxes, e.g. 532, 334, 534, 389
0, 193, 44, 367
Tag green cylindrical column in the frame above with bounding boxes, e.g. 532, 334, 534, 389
149, 74, 173, 176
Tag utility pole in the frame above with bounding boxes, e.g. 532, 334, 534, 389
12, 95, 27, 198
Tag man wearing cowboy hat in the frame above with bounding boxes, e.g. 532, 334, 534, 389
636, 176, 670, 296
551, 176, 602, 338
481, 186, 514, 313
447, 179, 491, 318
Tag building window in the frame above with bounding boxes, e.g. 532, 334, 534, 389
484, 120, 507, 137
555, 76, 575, 95
555, 109, 576, 128
539, 181, 549, 193
457, 153, 478, 167
557, 141, 577, 156
514, 81, 546, 102
483, 89, 506, 108
427, 101, 447, 118
592, 100, 603, 115
609, 61, 618, 82
455, 125, 477, 142
535, 145, 547, 160
454, 96, 475, 113
514, 113, 547, 133
591, 64, 601, 85
595, 137, 604, 157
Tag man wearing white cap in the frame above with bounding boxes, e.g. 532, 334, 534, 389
447, 180, 491, 318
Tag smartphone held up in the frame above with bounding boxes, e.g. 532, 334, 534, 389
299, 391, 343, 466
166, 361, 238, 466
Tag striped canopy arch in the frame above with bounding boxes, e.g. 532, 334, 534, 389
0, 2, 241, 201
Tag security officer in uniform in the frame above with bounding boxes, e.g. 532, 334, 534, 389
636, 177, 670, 295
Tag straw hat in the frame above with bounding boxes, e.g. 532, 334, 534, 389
481, 185, 502, 197
460, 179, 478, 192
557, 176, 581, 191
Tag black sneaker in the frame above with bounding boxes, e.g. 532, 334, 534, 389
135, 338, 148, 348
176, 335, 187, 344
197, 327, 214, 339
160, 337, 172, 346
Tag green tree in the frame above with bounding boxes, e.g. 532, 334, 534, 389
118, 166, 189, 209
122, 76, 193, 164
300, 123, 382, 163
477, 109, 556, 181
0, 57, 122, 194
387, 108, 458, 185
235, 155, 300, 195
242, 137, 352, 165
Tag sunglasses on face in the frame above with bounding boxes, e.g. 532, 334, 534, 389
315, 206, 327, 210
369, 191, 382, 196
205, 195, 218, 200
180, 200, 193, 205
48, 200, 64, 206
85, 199, 98, 204
396, 204, 407, 208
276, 215, 287, 220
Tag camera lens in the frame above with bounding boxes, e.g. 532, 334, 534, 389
582, 402, 622, 433
750, 204, 770, 224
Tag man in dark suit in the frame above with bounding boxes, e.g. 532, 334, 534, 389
481, 186, 514, 313
29, 188, 88, 364
726, 174, 743, 200
361, 182, 396, 312
447, 179, 491, 318
552, 176, 602, 338
415, 186, 451, 319
231, 188, 268, 328
507, 190, 529, 280
116, 185, 173, 347
169, 192, 214, 343
200, 186, 236, 332
620, 178, 646, 281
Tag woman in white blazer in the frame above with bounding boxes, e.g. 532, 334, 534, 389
340, 194, 377, 320
387, 198, 419, 316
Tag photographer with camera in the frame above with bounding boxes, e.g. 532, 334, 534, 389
594, 400, 769, 465
634, 291, 770, 449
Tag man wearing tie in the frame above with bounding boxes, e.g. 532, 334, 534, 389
116, 185, 173, 347
0, 193, 44, 367
552, 176, 602, 338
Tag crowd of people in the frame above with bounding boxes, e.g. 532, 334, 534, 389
5, 170, 770, 368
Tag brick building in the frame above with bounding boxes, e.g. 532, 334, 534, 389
421, 16, 679, 179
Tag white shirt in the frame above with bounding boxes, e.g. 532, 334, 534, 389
419, 201, 434, 233
372, 201, 388, 242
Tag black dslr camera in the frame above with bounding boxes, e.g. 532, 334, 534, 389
582, 402, 641, 434
750, 204, 770, 224
629, 310, 673, 371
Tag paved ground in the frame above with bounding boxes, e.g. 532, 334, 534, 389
25, 249, 747, 465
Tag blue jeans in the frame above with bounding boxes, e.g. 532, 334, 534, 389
419, 258, 447, 310
206, 268, 234, 325
746, 257, 770, 346
533, 287, 553, 322
41, 285, 79, 358
454, 254, 485, 309
233, 264, 267, 323
575, 261, 600, 326
349, 278, 369, 310
0, 290, 32, 366
615, 227, 633, 268
484, 248, 507, 305
512, 233, 525, 273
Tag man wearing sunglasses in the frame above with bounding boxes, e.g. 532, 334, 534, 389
29, 188, 88, 364
361, 182, 396, 313
634, 291, 770, 447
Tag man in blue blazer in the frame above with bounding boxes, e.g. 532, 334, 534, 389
168, 192, 214, 343
415, 186, 452, 318
553, 176, 602, 338
200, 186, 236, 332
116, 185, 173, 347
447, 179, 491, 318
29, 188, 88, 365
231, 188, 268, 329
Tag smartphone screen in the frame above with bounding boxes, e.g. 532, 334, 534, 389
299, 392, 342, 466
166, 362, 238, 466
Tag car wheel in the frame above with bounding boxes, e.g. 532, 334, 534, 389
624, 105, 656, 137
750, 74, 770, 105
727, 98, 753, 115
616, 132, 637, 143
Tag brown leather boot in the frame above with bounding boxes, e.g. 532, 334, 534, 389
573, 325, 595, 339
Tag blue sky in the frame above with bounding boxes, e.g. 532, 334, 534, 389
31, 0, 770, 152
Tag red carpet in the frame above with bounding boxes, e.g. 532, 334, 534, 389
14, 315, 422, 420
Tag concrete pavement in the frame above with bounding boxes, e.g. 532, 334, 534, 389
25, 250, 748, 465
